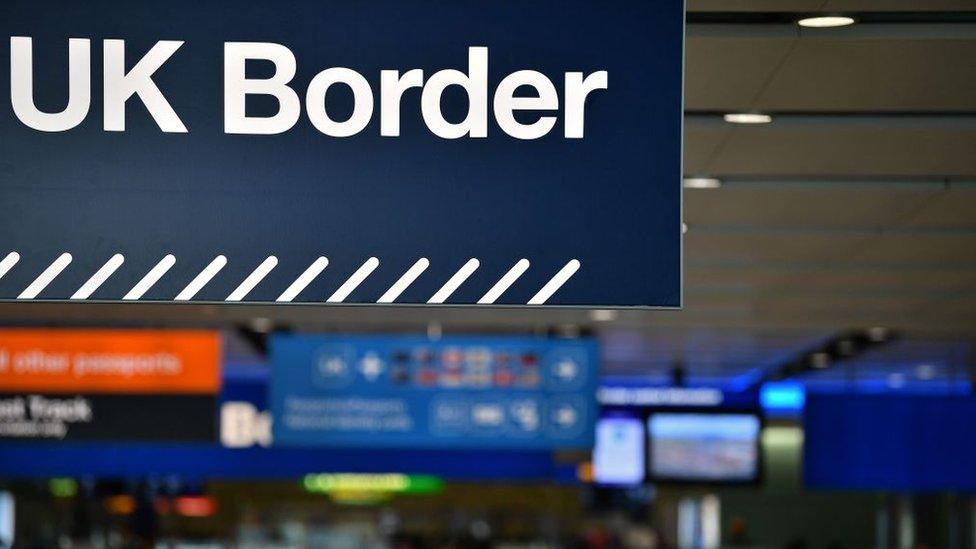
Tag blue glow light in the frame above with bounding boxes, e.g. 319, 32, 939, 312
760, 381, 806, 413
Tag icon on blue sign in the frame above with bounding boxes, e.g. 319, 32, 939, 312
544, 348, 588, 391
470, 399, 506, 435
430, 397, 469, 435
508, 399, 541, 436
312, 345, 357, 389
358, 352, 386, 382
547, 396, 587, 438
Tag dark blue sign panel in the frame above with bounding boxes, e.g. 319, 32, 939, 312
805, 392, 976, 491
0, 0, 682, 307
270, 334, 599, 449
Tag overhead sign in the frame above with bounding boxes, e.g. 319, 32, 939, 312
0, 0, 683, 307
0, 329, 219, 394
0, 329, 219, 441
270, 334, 599, 449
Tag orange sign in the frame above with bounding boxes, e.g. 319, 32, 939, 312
0, 330, 220, 394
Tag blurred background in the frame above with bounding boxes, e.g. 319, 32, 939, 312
3, 0, 976, 548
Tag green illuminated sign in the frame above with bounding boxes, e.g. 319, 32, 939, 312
301, 473, 444, 495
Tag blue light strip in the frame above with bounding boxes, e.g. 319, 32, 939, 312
760, 381, 806, 414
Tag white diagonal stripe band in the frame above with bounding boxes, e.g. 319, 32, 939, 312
527, 259, 580, 305
227, 256, 278, 301
71, 253, 124, 300
2, 254, 580, 304
175, 255, 227, 301
328, 257, 379, 303
124, 254, 176, 300
277, 257, 329, 302
378, 258, 429, 303
0, 252, 20, 282
428, 258, 479, 304
18, 252, 73, 299
478, 258, 530, 304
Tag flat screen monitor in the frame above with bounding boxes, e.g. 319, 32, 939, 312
593, 415, 645, 485
647, 412, 761, 483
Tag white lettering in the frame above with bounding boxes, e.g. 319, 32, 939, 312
103, 39, 187, 132
8, 40, 607, 139
421, 47, 488, 139
306, 67, 373, 137
224, 42, 301, 134
493, 70, 558, 140
10, 37, 91, 132
380, 69, 423, 137
564, 71, 608, 138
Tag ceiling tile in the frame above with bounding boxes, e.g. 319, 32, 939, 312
700, 117, 976, 177
685, 186, 944, 226
757, 38, 976, 111
688, 0, 826, 12
685, 35, 795, 111
904, 187, 976, 227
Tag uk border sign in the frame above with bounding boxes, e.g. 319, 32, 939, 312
0, 0, 683, 307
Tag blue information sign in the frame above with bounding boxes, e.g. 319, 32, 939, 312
0, 0, 682, 307
270, 334, 599, 449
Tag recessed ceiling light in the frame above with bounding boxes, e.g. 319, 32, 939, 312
249, 317, 273, 333
681, 222, 688, 234
797, 16, 855, 28
810, 352, 830, 369
589, 309, 618, 322
683, 177, 722, 189
723, 113, 772, 125
866, 327, 888, 342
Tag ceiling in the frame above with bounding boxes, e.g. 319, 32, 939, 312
1, 0, 974, 384
678, 1, 976, 345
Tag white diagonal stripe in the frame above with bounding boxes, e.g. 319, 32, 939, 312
428, 258, 479, 304
18, 252, 72, 299
277, 256, 329, 302
175, 255, 227, 301
124, 254, 176, 300
527, 259, 580, 305
478, 258, 530, 304
327, 257, 379, 303
0, 252, 20, 281
378, 258, 429, 303
70, 253, 124, 299
226, 256, 278, 301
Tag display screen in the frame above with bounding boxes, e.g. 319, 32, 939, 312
647, 413, 760, 482
593, 416, 645, 485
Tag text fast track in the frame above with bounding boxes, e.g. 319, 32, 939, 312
9, 39, 609, 139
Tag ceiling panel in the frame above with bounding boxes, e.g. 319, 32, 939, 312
757, 35, 976, 112
752, 294, 931, 316
771, 268, 976, 294
686, 232, 874, 263
685, 34, 795, 111
688, 0, 976, 12
684, 185, 945, 226
683, 123, 731, 174
687, 0, 823, 12
904, 186, 976, 227
937, 293, 976, 316
685, 267, 793, 290
688, 116, 976, 177
855, 233, 976, 263
601, 327, 827, 379
823, 0, 976, 12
